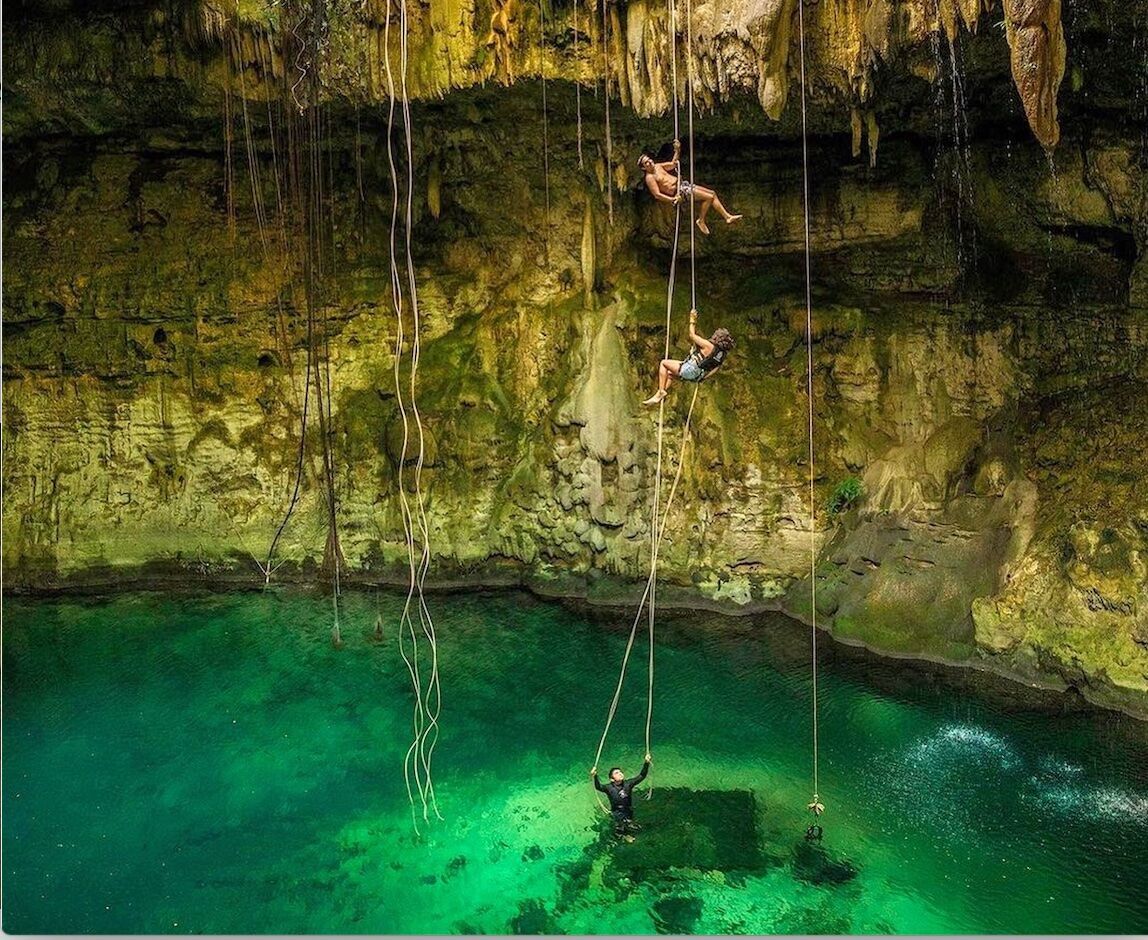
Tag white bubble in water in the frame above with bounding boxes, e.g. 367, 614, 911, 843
1038, 756, 1083, 777
1028, 778, 1148, 825
903, 723, 1022, 773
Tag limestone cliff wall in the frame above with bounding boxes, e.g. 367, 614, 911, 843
3, 0, 1147, 716
5, 83, 1147, 714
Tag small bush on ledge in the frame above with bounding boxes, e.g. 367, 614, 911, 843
827, 476, 863, 515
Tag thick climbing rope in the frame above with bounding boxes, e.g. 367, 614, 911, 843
685, 0, 696, 311
591, 384, 698, 810
795, 0, 822, 819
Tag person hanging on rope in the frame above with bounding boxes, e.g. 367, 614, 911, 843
642, 308, 733, 406
638, 139, 742, 235
591, 755, 652, 841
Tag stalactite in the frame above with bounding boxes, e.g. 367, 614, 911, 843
141, 0, 1074, 153
581, 197, 597, 306
1002, 0, 1066, 150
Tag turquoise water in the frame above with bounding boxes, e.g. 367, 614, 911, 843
4, 589, 1147, 934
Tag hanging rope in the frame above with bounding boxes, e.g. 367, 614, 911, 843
593, 0, 697, 807
795, 0, 822, 820
591, 383, 699, 813
685, 0, 696, 312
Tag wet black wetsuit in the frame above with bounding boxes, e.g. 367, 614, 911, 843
593, 761, 650, 834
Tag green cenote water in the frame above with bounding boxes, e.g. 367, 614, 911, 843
4, 589, 1147, 935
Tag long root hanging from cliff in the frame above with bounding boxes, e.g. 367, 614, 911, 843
538, 0, 552, 266
383, 0, 444, 830
382, 2, 427, 828
261, 0, 346, 645
216, 14, 314, 589
574, 0, 583, 168
401, 0, 445, 823
601, 0, 613, 235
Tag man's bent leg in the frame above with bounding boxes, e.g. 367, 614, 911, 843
612, 809, 627, 836
712, 192, 741, 224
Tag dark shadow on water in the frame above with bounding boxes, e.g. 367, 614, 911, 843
605, 787, 764, 875
567, 595, 1148, 745
552, 787, 777, 928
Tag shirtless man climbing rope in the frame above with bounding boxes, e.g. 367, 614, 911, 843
643, 308, 733, 405
638, 139, 742, 235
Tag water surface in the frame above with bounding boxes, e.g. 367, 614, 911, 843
4, 590, 1147, 934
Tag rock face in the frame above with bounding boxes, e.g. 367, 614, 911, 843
3, 0, 1147, 716
6, 0, 1075, 149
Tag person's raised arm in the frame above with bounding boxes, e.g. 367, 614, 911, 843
688, 309, 714, 355
656, 138, 682, 172
631, 754, 651, 786
591, 767, 607, 792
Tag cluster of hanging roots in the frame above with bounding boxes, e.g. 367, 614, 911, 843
219, 0, 817, 833
220, 0, 443, 829
382, 0, 444, 831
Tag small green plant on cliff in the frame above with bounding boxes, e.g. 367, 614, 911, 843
827, 476, 863, 516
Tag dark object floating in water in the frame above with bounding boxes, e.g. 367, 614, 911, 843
522, 844, 545, 862
651, 895, 704, 935
607, 787, 763, 874
805, 823, 824, 841
792, 840, 859, 886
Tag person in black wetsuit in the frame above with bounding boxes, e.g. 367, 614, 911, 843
591, 754, 652, 839
642, 308, 734, 405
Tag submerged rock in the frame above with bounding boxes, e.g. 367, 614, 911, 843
651, 895, 704, 935
508, 898, 562, 935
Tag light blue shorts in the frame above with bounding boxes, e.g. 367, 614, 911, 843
679, 359, 703, 382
